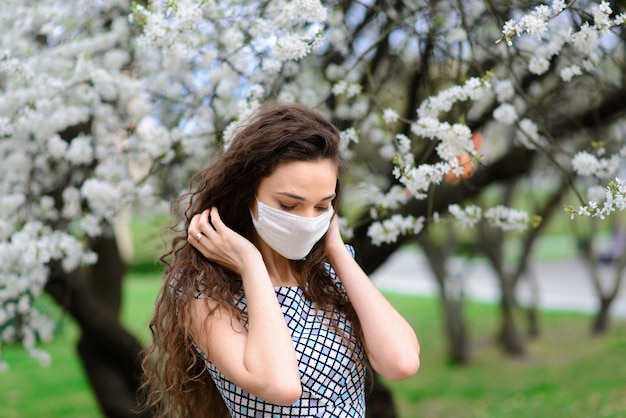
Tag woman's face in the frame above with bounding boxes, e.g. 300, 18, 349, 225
252, 159, 338, 219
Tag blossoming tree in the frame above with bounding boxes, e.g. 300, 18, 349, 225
2, 0, 626, 415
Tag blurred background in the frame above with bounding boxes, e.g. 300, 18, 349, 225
2, 1, 626, 417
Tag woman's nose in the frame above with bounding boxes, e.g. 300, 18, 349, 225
300, 207, 318, 218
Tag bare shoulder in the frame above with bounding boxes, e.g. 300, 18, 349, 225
189, 297, 247, 360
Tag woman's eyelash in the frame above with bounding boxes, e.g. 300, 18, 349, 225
278, 203, 330, 212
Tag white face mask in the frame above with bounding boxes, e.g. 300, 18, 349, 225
251, 200, 334, 260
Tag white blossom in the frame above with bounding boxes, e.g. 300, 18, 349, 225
560, 65, 582, 82
66, 135, 94, 165
287, 0, 327, 24
569, 178, 626, 220
552, 0, 567, 14
362, 184, 410, 211
516, 119, 544, 149
275, 34, 314, 61
528, 56, 550, 75
81, 179, 121, 218
484, 205, 529, 231
338, 128, 357, 146
494, 80, 515, 103
448, 204, 482, 228
332, 80, 348, 96
571, 23, 600, 56
572, 151, 599, 176
367, 214, 425, 246
519, 14, 548, 40
346, 83, 362, 98
46, 135, 68, 159
591, 1, 613, 32
493, 103, 518, 125
436, 123, 473, 161
382, 108, 399, 125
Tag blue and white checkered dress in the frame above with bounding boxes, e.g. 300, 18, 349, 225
200, 272, 366, 417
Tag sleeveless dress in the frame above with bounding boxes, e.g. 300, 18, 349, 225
196, 261, 366, 417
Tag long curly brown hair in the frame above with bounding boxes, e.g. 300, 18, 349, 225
140, 102, 365, 417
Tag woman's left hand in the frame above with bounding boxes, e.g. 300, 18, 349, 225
188, 207, 262, 276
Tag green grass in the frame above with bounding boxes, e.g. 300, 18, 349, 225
382, 293, 626, 418
2, 273, 625, 418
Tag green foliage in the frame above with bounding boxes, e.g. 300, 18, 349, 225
125, 211, 172, 274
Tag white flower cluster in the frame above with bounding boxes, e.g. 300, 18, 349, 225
0, 220, 96, 368
367, 214, 425, 246
484, 205, 530, 232
448, 204, 483, 228
332, 81, 363, 98
502, 1, 625, 79
516, 119, 547, 150
363, 185, 411, 217
132, 0, 329, 161
572, 151, 620, 179
569, 178, 626, 220
378, 79, 489, 203
493, 103, 518, 126
416, 77, 491, 120
391, 133, 449, 199
135, 0, 327, 81
383, 108, 400, 125
448, 204, 530, 231
0, 0, 165, 364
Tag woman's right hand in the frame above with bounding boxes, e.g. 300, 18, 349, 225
188, 206, 261, 275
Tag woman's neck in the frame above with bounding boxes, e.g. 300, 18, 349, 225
255, 243, 299, 287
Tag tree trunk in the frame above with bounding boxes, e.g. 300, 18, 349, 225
592, 298, 612, 335
525, 269, 541, 338
419, 234, 472, 365
45, 233, 149, 418
581, 225, 625, 336
525, 305, 540, 339
442, 297, 471, 364
498, 288, 526, 357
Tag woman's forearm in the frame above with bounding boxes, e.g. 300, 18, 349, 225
239, 257, 301, 395
327, 245, 420, 380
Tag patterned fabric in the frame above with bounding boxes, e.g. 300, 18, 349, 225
197, 265, 366, 417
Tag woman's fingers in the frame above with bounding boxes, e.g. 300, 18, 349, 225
198, 208, 220, 235
187, 206, 258, 274
189, 208, 223, 253
188, 213, 202, 245
209, 206, 221, 229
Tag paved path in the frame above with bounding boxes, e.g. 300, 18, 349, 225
371, 248, 626, 318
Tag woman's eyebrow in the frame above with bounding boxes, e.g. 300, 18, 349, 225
277, 192, 336, 202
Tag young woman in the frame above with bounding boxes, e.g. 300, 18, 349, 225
141, 102, 420, 417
